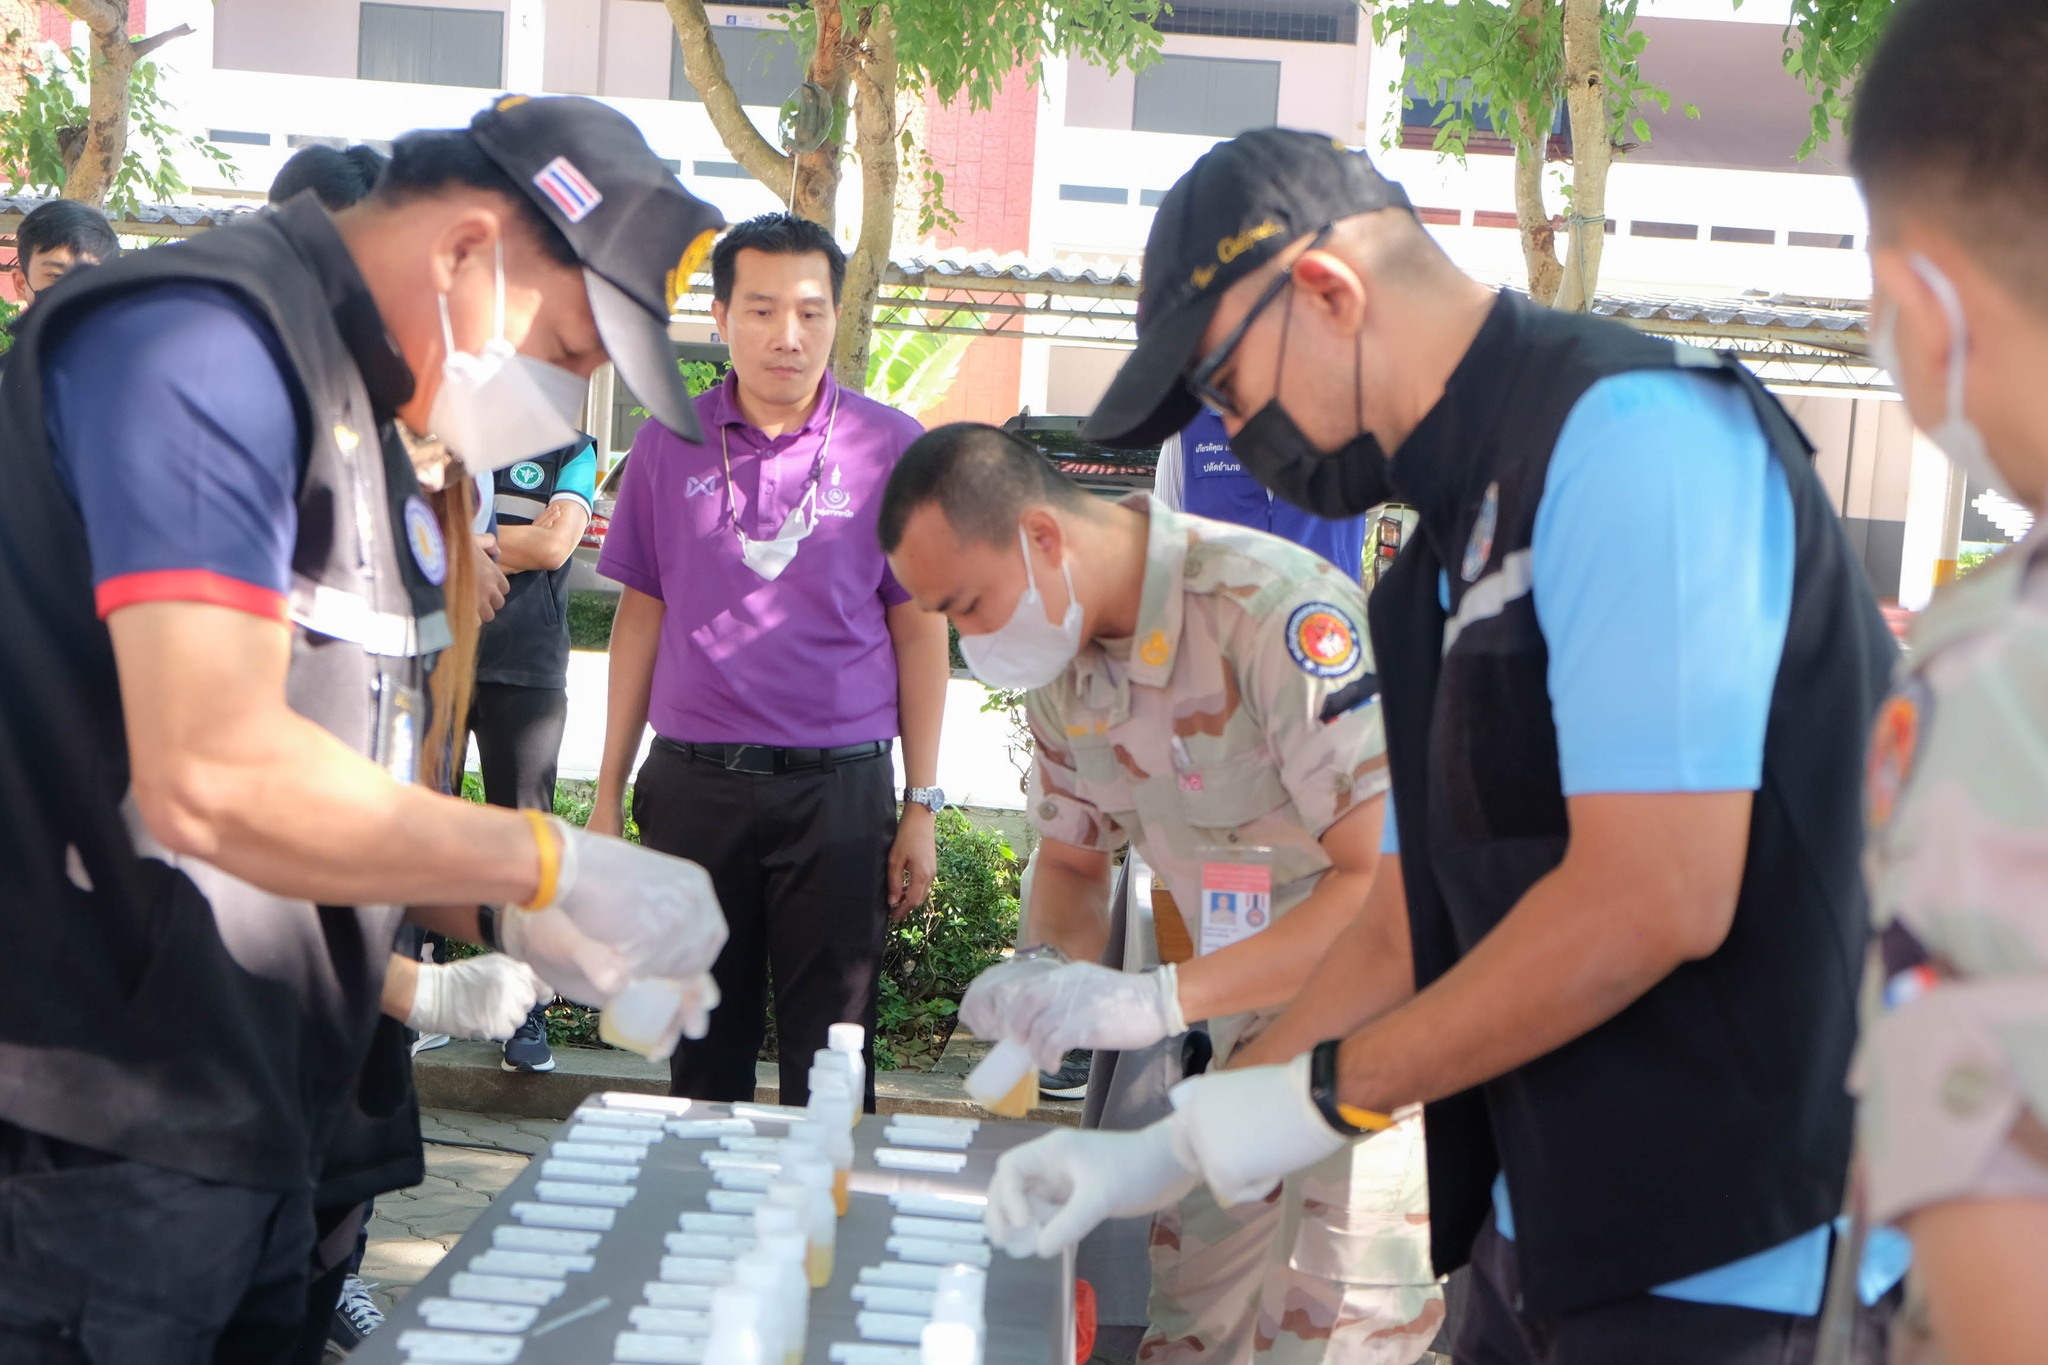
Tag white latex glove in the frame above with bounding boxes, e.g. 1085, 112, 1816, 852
405, 954, 553, 1040
498, 904, 634, 1007
1005, 963, 1186, 1071
984, 1120, 1200, 1259
958, 949, 1068, 1053
1166, 1052, 1350, 1207
542, 819, 730, 981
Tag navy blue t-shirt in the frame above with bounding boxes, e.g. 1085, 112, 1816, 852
43, 282, 305, 622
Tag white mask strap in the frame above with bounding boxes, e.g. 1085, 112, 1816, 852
1908, 253, 1970, 428
493, 236, 509, 347
1016, 524, 1042, 598
438, 290, 457, 359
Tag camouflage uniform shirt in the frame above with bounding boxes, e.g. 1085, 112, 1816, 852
1855, 532, 2048, 1224
1026, 494, 1389, 1057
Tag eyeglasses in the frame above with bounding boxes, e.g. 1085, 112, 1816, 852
1185, 225, 1332, 418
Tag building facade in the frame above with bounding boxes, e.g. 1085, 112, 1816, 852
22, 0, 1989, 604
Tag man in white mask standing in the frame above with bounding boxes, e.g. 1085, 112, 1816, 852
877, 422, 1442, 1365
593, 213, 949, 1111
1830, 2, 2048, 1361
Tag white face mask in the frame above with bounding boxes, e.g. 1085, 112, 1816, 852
959, 526, 1084, 691
428, 239, 586, 474
1871, 252, 2013, 503
736, 491, 816, 581
723, 389, 837, 581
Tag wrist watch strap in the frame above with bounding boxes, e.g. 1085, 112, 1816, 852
1309, 1038, 1394, 1135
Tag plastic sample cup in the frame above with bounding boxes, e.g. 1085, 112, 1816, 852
963, 1039, 1037, 1117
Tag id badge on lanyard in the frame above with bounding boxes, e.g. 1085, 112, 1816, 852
1198, 846, 1274, 956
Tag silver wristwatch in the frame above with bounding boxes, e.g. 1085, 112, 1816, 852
905, 786, 947, 814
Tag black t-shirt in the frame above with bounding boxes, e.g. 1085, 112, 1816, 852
476, 436, 596, 690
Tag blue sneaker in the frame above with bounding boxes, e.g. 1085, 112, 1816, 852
501, 1004, 556, 1073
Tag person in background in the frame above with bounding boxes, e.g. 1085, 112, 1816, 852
470, 431, 597, 1075
593, 212, 949, 1109
1838, 3, 2048, 1362
1153, 408, 1369, 581
10, 198, 119, 312
882, 424, 1440, 1365
986, 128, 1906, 1365
267, 143, 389, 215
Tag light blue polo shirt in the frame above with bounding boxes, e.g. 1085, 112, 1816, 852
1379, 369, 1909, 1314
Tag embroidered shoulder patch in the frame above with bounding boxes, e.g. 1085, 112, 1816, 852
1285, 602, 1362, 678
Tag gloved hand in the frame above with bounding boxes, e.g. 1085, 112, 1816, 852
985, 1120, 1200, 1259
497, 904, 634, 1007
540, 818, 730, 981
958, 947, 1068, 1051
405, 954, 553, 1040
1166, 1052, 1351, 1206
1002, 963, 1187, 1072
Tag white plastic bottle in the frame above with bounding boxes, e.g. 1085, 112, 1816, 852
779, 1158, 838, 1287
798, 1096, 856, 1215
733, 1256, 790, 1365
921, 1320, 978, 1365
705, 1284, 766, 1365
963, 1038, 1037, 1117
757, 1228, 810, 1363
827, 1024, 866, 1115
599, 979, 687, 1061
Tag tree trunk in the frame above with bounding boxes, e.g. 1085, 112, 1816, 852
1553, 0, 1611, 313
835, 6, 898, 389
667, 0, 835, 224
60, 0, 132, 207
1510, 0, 1563, 306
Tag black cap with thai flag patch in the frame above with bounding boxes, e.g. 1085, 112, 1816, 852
470, 94, 725, 441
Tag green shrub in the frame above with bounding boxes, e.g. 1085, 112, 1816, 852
874, 808, 1020, 1070
568, 591, 618, 651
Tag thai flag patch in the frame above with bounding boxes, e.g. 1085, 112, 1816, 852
532, 155, 602, 223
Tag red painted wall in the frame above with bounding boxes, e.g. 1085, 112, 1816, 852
914, 71, 1038, 429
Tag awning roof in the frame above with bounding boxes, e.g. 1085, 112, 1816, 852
0, 194, 256, 239
1, 196, 1883, 389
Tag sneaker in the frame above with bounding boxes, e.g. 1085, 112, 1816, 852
327, 1275, 384, 1354
501, 1003, 556, 1073
1039, 1049, 1091, 1100
410, 1032, 450, 1057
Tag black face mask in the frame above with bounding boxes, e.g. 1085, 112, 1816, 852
1219, 288, 1396, 519
1230, 400, 1395, 518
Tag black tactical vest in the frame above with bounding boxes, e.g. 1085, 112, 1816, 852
1370, 291, 1897, 1313
0, 197, 445, 1190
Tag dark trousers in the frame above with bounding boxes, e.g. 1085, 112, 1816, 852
634, 739, 894, 1109
0, 1122, 314, 1364
1456, 1215, 1892, 1365
466, 682, 568, 813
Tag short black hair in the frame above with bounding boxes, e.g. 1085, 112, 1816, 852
372, 128, 576, 267
712, 212, 845, 306
1851, 0, 2048, 304
269, 143, 389, 211
878, 423, 1093, 553
16, 199, 119, 273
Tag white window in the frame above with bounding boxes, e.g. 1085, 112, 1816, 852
358, 4, 505, 89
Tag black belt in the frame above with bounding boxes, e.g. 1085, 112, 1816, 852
654, 735, 890, 775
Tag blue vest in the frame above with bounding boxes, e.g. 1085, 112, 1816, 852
1176, 411, 1368, 579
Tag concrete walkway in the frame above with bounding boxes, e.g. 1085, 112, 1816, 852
358, 1109, 555, 1316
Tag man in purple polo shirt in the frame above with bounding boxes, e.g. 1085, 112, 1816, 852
593, 213, 949, 1107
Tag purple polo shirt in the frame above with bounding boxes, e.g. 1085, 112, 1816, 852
599, 370, 922, 748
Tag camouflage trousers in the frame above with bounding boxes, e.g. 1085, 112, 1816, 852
1140, 1109, 1441, 1365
